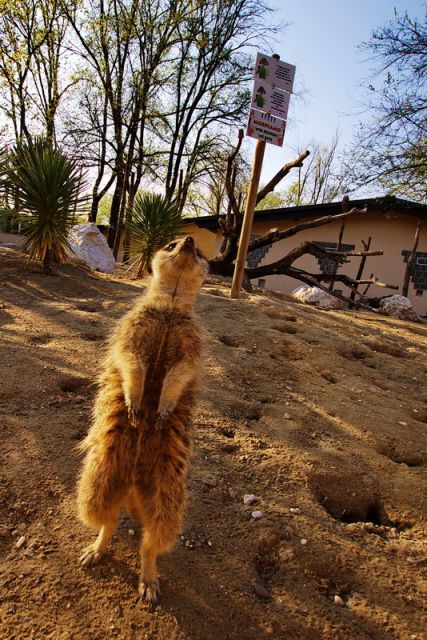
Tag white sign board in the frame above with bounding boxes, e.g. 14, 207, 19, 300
252, 79, 291, 120
254, 53, 296, 93
247, 109, 286, 147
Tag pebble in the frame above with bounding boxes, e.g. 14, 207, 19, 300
300, 538, 308, 545
252, 582, 271, 600
16, 536, 26, 549
251, 510, 263, 520
398, 421, 408, 426
207, 541, 212, 547
243, 494, 257, 506
128, 529, 135, 537
334, 595, 345, 606
289, 508, 301, 515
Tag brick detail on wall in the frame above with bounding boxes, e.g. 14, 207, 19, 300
246, 235, 273, 268
402, 250, 427, 291
312, 241, 355, 275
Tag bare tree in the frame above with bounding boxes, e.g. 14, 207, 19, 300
350, 9, 427, 202
153, 0, 278, 210
207, 132, 398, 311
282, 134, 348, 206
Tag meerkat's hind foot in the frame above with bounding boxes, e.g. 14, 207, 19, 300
139, 578, 160, 604
79, 544, 106, 567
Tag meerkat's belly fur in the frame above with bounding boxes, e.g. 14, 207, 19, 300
76, 236, 206, 603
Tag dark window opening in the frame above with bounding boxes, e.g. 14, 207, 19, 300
402, 251, 427, 291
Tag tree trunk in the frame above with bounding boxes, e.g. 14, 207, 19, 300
402, 222, 421, 297
107, 168, 125, 248
43, 249, 55, 275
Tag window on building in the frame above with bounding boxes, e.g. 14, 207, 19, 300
312, 241, 355, 275
402, 251, 427, 291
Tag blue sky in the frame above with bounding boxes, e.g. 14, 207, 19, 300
253, 0, 426, 182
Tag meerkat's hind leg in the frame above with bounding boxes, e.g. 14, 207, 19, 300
79, 511, 118, 567
137, 470, 186, 603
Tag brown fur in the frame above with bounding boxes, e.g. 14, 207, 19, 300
77, 236, 207, 603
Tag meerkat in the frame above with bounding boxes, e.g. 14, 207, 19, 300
77, 235, 207, 603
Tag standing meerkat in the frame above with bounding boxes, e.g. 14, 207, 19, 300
77, 235, 208, 603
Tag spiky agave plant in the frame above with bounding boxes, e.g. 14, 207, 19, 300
3, 138, 85, 274
127, 192, 185, 276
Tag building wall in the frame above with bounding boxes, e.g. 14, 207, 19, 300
182, 211, 427, 316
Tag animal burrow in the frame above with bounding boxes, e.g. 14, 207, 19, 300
217, 334, 241, 348
60, 376, 90, 393
308, 471, 392, 526
321, 371, 337, 384
363, 338, 407, 359
272, 323, 298, 335
375, 441, 426, 467
75, 303, 99, 313
28, 334, 52, 345
337, 346, 368, 361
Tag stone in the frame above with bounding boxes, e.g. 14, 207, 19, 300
292, 285, 344, 310
16, 535, 26, 549
68, 223, 115, 273
251, 510, 263, 520
243, 494, 257, 506
334, 595, 345, 606
252, 582, 271, 600
379, 295, 421, 323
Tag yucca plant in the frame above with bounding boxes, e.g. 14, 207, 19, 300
1, 138, 86, 274
127, 192, 185, 276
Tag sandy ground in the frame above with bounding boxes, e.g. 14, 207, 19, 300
0, 248, 426, 640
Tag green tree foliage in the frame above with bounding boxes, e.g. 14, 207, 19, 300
126, 192, 184, 275
1, 138, 86, 273
350, 10, 427, 202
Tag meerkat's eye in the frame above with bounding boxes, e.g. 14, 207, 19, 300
167, 242, 177, 252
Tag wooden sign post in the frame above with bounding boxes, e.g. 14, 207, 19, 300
230, 139, 266, 298
230, 53, 295, 299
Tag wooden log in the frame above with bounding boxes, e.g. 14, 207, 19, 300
402, 222, 421, 298
349, 236, 372, 307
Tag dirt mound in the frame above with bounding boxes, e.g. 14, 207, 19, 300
1, 252, 426, 640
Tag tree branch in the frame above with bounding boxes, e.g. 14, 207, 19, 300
256, 150, 310, 204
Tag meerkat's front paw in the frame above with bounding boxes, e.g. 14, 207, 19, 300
79, 545, 104, 567
125, 394, 142, 426
156, 402, 175, 428
139, 578, 160, 604
156, 398, 175, 425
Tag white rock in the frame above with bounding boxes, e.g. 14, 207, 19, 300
300, 538, 308, 545
128, 529, 135, 536
334, 595, 345, 606
292, 285, 344, 310
398, 421, 408, 426
68, 223, 115, 273
251, 510, 263, 520
289, 508, 301, 515
379, 295, 421, 322
243, 494, 257, 506
16, 535, 26, 549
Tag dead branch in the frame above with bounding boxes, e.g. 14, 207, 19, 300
285, 267, 381, 313
247, 206, 368, 254
225, 129, 244, 219
256, 150, 310, 205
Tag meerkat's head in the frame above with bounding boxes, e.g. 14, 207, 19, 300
150, 236, 208, 300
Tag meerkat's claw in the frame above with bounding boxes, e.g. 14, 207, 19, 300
139, 579, 160, 604
79, 546, 104, 567
155, 410, 171, 429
